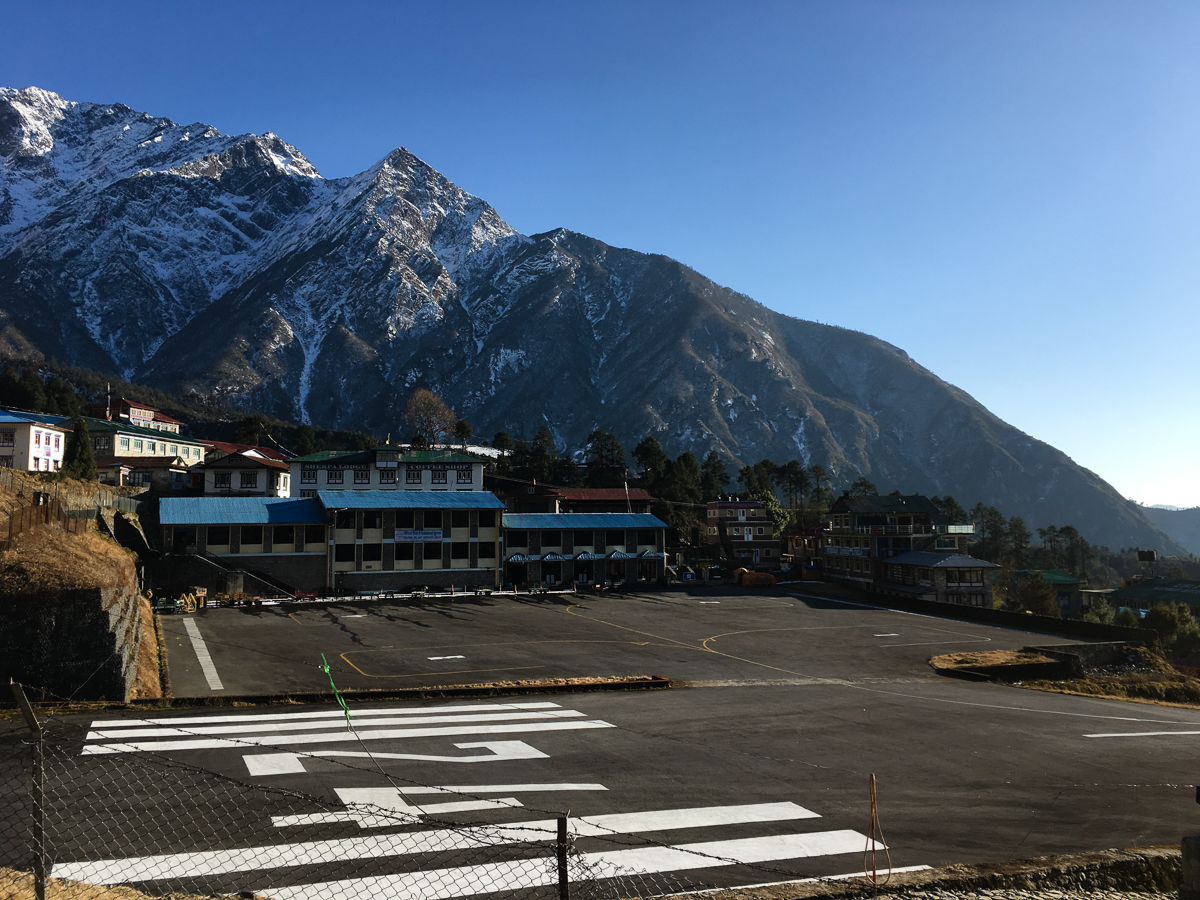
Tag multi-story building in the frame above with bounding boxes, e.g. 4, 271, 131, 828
502, 513, 667, 586
84, 397, 183, 434
204, 450, 292, 497
704, 499, 780, 568
292, 448, 484, 496
0, 409, 67, 472
821, 493, 995, 605
159, 490, 506, 593
80, 415, 206, 489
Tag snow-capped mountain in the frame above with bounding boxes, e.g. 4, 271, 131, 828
0, 86, 1183, 552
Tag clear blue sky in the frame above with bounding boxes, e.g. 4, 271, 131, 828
4, 0, 1198, 507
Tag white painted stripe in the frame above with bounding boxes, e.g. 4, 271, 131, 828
1085, 731, 1200, 738
85, 709, 586, 740
51, 803, 827, 883
399, 783, 607, 794
874, 634, 900, 637
81, 719, 617, 754
265, 831, 872, 900
428, 655, 465, 660
182, 618, 224, 691
90, 701, 563, 728
247, 740, 551, 776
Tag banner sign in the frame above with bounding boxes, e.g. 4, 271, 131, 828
823, 546, 869, 557
395, 530, 445, 542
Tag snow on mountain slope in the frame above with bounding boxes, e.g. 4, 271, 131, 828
0, 86, 1186, 554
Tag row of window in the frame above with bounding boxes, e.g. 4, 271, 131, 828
212, 472, 289, 490
707, 507, 761, 517
333, 542, 496, 563
332, 509, 498, 530
945, 568, 986, 585
32, 430, 62, 451
506, 530, 657, 548
300, 468, 473, 485
706, 526, 768, 535
112, 435, 202, 459
207, 525, 325, 546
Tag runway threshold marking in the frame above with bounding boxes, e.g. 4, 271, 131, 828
51, 802, 831, 883
182, 618, 224, 691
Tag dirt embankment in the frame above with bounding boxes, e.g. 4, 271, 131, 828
0, 867, 265, 900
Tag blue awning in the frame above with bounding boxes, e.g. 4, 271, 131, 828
607, 551, 634, 559
505, 553, 541, 562
574, 552, 606, 560
541, 552, 571, 561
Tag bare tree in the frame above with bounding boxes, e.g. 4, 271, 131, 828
405, 389, 457, 449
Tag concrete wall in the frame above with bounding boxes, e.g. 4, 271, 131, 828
336, 568, 497, 593
0, 586, 142, 701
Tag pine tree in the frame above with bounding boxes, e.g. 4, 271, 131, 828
62, 419, 98, 481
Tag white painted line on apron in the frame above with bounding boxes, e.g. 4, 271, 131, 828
182, 618, 223, 691
1085, 730, 1200, 738
91, 701, 563, 728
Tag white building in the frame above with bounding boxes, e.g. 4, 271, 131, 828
291, 447, 484, 497
0, 410, 67, 472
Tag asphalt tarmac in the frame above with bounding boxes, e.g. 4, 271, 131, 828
32, 589, 1200, 897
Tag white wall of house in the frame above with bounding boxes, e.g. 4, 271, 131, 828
206, 467, 291, 497
294, 461, 484, 496
0, 422, 66, 472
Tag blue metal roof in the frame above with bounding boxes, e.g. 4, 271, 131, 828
317, 490, 506, 510
502, 513, 667, 530
0, 409, 62, 427
159, 497, 328, 526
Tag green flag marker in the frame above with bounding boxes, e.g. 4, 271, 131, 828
321, 653, 353, 729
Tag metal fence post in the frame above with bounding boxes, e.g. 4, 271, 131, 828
10, 680, 45, 900
557, 814, 570, 900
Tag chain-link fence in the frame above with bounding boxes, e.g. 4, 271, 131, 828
1, 683, 761, 900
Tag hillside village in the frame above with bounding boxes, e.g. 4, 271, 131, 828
3, 383, 1197, 626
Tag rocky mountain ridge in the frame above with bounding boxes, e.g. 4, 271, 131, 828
0, 86, 1186, 554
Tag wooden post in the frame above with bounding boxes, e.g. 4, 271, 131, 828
10, 680, 45, 900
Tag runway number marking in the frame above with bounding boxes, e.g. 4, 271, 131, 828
182, 618, 224, 691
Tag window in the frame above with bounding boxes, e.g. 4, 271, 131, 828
354, 469, 370, 484
207, 526, 231, 546
240, 472, 258, 489
120, 436, 131, 451
34, 431, 41, 447
335, 510, 356, 530
301, 468, 317, 484
362, 511, 382, 529
507, 530, 528, 547
424, 510, 442, 529
757, 526, 764, 535
53, 435, 61, 451
457, 468, 473, 484
477, 542, 495, 558
605, 530, 624, 546
133, 439, 143, 452
169, 444, 177, 455
396, 510, 415, 529
0, 456, 10, 468
541, 531, 561, 547
241, 526, 263, 546
406, 467, 422, 484
304, 525, 325, 545
574, 530, 593, 548
708, 526, 717, 535
478, 510, 495, 528
326, 469, 344, 484
452, 511, 470, 529
281, 475, 288, 489
431, 469, 448, 484
424, 542, 444, 565
379, 469, 397, 484
273, 525, 294, 546
451, 541, 470, 559
731, 526, 741, 535
396, 542, 414, 560
637, 530, 654, 546
0, 430, 12, 447
363, 543, 382, 562
334, 544, 356, 563
182, 446, 190, 459
213, 472, 231, 489
147, 441, 156, 454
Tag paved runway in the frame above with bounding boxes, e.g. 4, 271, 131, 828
39, 590, 1200, 897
